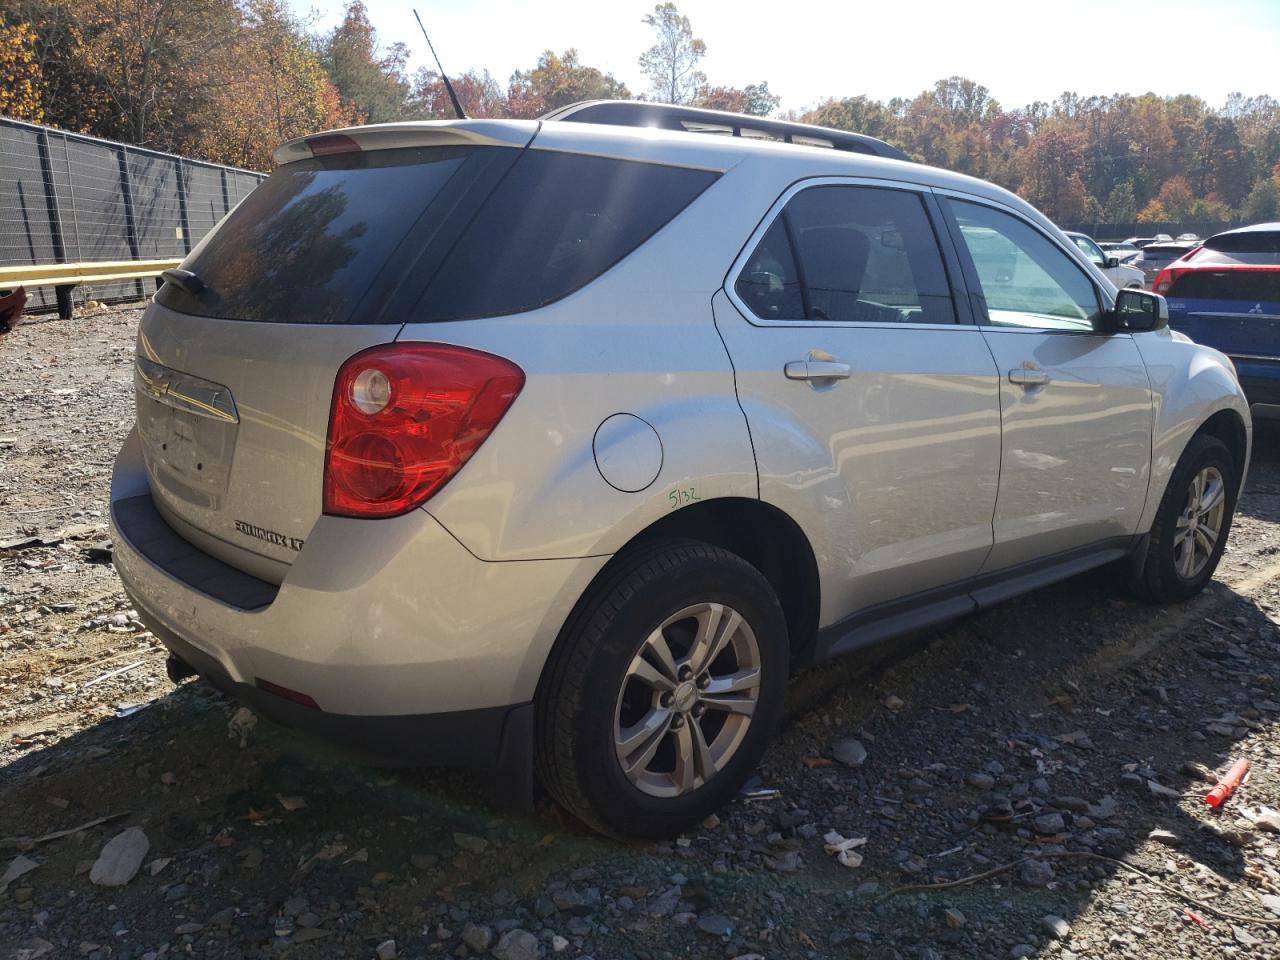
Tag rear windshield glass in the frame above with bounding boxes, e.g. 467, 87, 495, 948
1141, 245, 1193, 259
1168, 270, 1280, 301
159, 146, 484, 324
1203, 230, 1280, 255
157, 145, 718, 324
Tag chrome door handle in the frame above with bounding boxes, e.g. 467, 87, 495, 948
785, 360, 852, 381
1008, 367, 1050, 387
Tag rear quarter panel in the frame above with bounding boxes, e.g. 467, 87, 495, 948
402, 158, 781, 561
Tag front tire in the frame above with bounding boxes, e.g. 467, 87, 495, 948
535, 539, 787, 838
1131, 434, 1237, 602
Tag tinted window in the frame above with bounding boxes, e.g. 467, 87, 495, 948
949, 200, 1100, 331
734, 219, 805, 320
158, 146, 717, 324
735, 185, 955, 324
160, 146, 485, 324
1169, 270, 1280, 302
1204, 230, 1280, 255
416, 151, 718, 320
1139, 244, 1195, 264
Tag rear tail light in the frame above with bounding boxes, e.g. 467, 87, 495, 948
324, 343, 525, 518
1153, 266, 1190, 295
1153, 247, 1202, 294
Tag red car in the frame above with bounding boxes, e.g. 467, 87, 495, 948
1154, 223, 1280, 420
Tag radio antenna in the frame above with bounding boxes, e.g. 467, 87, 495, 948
413, 9, 467, 120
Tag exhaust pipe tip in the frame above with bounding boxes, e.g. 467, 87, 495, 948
166, 653, 196, 684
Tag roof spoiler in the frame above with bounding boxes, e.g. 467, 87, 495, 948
540, 100, 910, 163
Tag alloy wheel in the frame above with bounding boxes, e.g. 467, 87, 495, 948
613, 602, 762, 798
1174, 465, 1226, 580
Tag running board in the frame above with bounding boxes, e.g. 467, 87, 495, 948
811, 537, 1134, 664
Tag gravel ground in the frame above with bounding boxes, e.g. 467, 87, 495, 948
2, 304, 1280, 960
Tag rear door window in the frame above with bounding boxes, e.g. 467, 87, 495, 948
734, 184, 957, 324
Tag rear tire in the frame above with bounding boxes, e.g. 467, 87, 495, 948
535, 538, 787, 838
1131, 434, 1237, 602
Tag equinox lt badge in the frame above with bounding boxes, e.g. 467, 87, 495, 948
234, 520, 304, 552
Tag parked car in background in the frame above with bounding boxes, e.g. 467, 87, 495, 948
1156, 222, 1280, 420
1123, 235, 1174, 249
108, 102, 1252, 837
1177, 233, 1201, 243
1136, 240, 1200, 285
1066, 231, 1145, 288
1100, 241, 1141, 263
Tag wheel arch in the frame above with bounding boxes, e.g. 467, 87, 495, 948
1194, 408, 1249, 484
542, 497, 821, 676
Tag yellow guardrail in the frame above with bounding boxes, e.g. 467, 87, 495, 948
0, 258, 182, 319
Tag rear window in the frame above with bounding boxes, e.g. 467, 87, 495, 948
158, 146, 494, 324
1141, 245, 1192, 260
157, 145, 718, 324
1168, 270, 1280, 302
1203, 230, 1280, 255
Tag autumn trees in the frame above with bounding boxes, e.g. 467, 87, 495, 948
798, 85, 1280, 225
2, 0, 352, 169
0, 21, 42, 122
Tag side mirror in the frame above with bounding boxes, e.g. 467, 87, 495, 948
1111, 288, 1168, 332
1105, 256, 1120, 269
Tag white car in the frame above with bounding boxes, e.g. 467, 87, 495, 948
110, 101, 1251, 838
1067, 231, 1146, 288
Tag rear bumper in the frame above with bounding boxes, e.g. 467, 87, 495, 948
149, 604, 532, 780
1234, 364, 1280, 419
109, 426, 606, 770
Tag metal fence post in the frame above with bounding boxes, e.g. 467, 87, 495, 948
59, 132, 83, 262
117, 145, 142, 298
176, 158, 192, 255
35, 129, 73, 317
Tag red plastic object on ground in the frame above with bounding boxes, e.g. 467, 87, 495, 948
1205, 758, 1250, 808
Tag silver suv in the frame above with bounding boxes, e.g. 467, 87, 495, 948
111, 101, 1251, 838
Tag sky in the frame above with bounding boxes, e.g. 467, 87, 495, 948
288, 0, 1280, 113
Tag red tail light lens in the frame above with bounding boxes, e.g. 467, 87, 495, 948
1154, 266, 1189, 295
324, 343, 525, 518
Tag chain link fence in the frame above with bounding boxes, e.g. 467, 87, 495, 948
1, 116, 265, 311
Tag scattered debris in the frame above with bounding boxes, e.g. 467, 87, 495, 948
822, 830, 867, 868
89, 826, 149, 886
83, 660, 146, 689
831, 738, 867, 768
1042, 914, 1071, 940
0, 854, 39, 892
227, 707, 257, 747
1206, 757, 1251, 807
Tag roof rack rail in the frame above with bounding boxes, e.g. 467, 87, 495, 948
539, 100, 910, 163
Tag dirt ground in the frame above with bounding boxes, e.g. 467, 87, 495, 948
2, 304, 1280, 960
